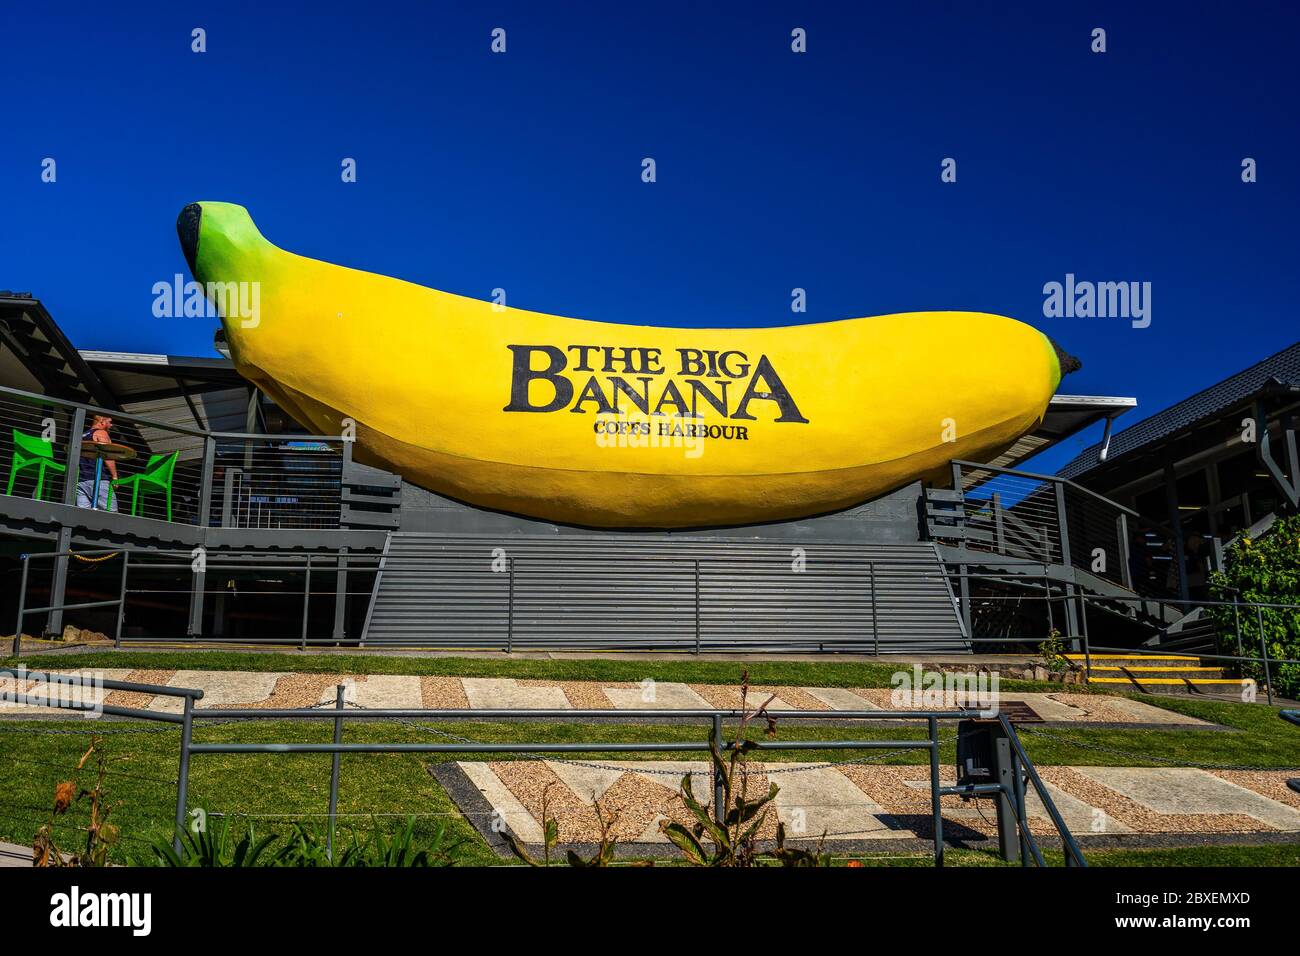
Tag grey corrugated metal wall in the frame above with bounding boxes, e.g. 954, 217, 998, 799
362, 533, 968, 652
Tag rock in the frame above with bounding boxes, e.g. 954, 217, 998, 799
58, 625, 110, 644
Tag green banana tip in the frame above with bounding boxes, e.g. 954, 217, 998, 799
177, 203, 202, 277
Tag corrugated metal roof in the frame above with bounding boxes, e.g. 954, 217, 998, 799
1058, 341, 1300, 480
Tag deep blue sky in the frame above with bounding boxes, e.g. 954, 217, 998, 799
2, 1, 1297, 473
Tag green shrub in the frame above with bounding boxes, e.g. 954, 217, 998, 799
1207, 512, 1300, 698
140, 813, 454, 867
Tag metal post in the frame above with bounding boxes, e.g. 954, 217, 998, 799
1164, 463, 1190, 605
1117, 512, 1132, 590
1257, 605, 1273, 706
869, 562, 879, 656
327, 684, 345, 861
958, 563, 971, 638
187, 540, 206, 638
992, 725, 1020, 863
332, 548, 349, 643
1044, 566, 1055, 634
694, 560, 701, 655
1233, 593, 1243, 657
1010, 745, 1031, 866
1053, 481, 1071, 567
1080, 594, 1091, 680
506, 557, 514, 654
1053, 484, 1081, 649
221, 467, 242, 528
173, 695, 194, 856
61, 407, 86, 507
300, 555, 313, 651
114, 551, 130, 648
197, 435, 217, 528
711, 713, 725, 827
993, 492, 1005, 554
13, 554, 29, 656
928, 716, 944, 867
47, 526, 72, 638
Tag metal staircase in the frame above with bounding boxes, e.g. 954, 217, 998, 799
928, 460, 1190, 640
362, 533, 969, 651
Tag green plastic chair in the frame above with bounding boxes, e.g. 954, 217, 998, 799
109, 451, 179, 520
6, 429, 67, 500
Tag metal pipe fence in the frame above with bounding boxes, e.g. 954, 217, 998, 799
0, 667, 1086, 867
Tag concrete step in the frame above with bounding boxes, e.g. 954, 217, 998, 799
1086, 675, 1253, 698
1087, 665, 1224, 679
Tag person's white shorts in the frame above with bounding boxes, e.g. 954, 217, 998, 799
76, 479, 117, 511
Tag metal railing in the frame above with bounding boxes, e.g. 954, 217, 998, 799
943, 460, 1182, 602
10, 545, 965, 653
10, 547, 383, 654
0, 668, 1087, 866
0, 383, 349, 529
939, 559, 1300, 705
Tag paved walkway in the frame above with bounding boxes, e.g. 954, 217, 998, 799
0, 669, 1210, 726
437, 759, 1300, 851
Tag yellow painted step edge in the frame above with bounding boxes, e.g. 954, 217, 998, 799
1086, 677, 1250, 685
1088, 666, 1222, 672
1067, 654, 1200, 661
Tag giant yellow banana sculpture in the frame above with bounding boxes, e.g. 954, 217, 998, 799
178, 202, 1076, 528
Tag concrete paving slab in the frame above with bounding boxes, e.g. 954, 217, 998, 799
458, 762, 544, 842
603, 682, 711, 710
1023, 780, 1134, 834
803, 687, 884, 712
0, 669, 135, 716
462, 678, 571, 710
1097, 697, 1209, 725
344, 674, 422, 710
1073, 767, 1300, 831
1019, 693, 1089, 721
544, 760, 625, 805
153, 670, 279, 714
772, 765, 909, 840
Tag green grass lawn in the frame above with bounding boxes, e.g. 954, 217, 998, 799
1, 704, 1297, 866
3, 650, 1298, 867
5, 648, 1086, 694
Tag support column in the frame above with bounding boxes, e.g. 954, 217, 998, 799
1053, 482, 1080, 650
1164, 463, 1189, 605
46, 525, 72, 637
333, 548, 349, 642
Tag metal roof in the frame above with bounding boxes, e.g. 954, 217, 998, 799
1058, 340, 1300, 481
990, 394, 1136, 470
77, 350, 250, 447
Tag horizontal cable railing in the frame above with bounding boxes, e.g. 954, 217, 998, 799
0, 382, 351, 530
209, 438, 343, 529
944, 460, 1185, 605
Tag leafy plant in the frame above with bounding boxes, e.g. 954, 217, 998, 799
143, 813, 277, 867
1208, 513, 1300, 698
503, 783, 624, 867
661, 672, 830, 867
34, 736, 119, 867
141, 813, 454, 867
1038, 630, 1071, 672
